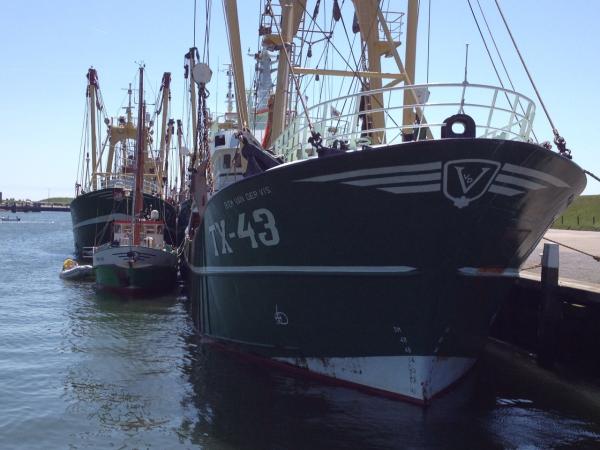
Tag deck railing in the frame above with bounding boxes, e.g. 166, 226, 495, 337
271, 83, 537, 162
95, 173, 160, 195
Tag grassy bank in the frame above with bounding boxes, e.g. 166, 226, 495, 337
39, 197, 73, 205
553, 195, 600, 231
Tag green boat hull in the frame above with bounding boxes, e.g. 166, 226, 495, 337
186, 138, 587, 402
94, 245, 178, 295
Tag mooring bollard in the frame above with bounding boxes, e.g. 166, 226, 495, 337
538, 243, 561, 368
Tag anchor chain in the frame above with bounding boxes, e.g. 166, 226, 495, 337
190, 83, 213, 191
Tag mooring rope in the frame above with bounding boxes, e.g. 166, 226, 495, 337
542, 237, 600, 263
584, 170, 600, 184
520, 263, 542, 272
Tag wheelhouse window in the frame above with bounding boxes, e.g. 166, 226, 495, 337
215, 134, 226, 147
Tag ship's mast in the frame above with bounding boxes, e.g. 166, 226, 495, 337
105, 84, 137, 177
164, 119, 175, 200
352, 0, 396, 144
268, 0, 305, 147
87, 68, 99, 190
187, 48, 199, 163
402, 0, 419, 132
221, 1, 419, 148
157, 72, 171, 194
176, 119, 186, 200
223, 0, 249, 129
132, 66, 145, 246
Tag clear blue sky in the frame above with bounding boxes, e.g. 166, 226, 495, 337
1, 0, 598, 200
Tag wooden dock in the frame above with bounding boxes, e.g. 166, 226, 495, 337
522, 229, 600, 285
491, 229, 600, 382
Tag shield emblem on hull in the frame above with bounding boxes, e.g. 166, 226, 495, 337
443, 159, 501, 208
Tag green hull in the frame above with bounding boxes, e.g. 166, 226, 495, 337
94, 245, 178, 295
186, 138, 587, 401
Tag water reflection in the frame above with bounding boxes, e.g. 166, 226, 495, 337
181, 336, 600, 450
56, 273, 600, 449
60, 286, 197, 448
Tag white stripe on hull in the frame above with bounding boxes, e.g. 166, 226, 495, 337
378, 183, 441, 194
296, 162, 443, 183
502, 163, 569, 187
343, 172, 441, 186
73, 213, 131, 229
188, 265, 418, 275
273, 355, 475, 403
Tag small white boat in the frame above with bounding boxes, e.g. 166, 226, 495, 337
59, 259, 94, 281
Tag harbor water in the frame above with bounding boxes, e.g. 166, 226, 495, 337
1, 211, 599, 449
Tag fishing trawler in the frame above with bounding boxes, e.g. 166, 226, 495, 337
184, 0, 586, 404
70, 67, 177, 261
93, 67, 178, 295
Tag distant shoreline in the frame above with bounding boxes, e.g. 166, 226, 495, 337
0, 204, 70, 212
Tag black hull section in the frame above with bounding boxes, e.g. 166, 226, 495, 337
187, 138, 586, 401
70, 189, 177, 260
177, 199, 192, 247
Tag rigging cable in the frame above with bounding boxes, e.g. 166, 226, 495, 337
298, 0, 402, 136
333, 3, 362, 114
317, 3, 334, 110
494, 0, 571, 158
77, 99, 90, 190
334, 1, 403, 133
474, 0, 538, 143
465, 1, 514, 108
426, 0, 431, 83
296, 0, 330, 115
202, 0, 212, 65
193, 0, 197, 48
475, 0, 514, 95
330, 3, 364, 132
250, 3, 263, 135
191, 0, 214, 190
266, 1, 316, 139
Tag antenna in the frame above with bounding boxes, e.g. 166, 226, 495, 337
463, 43, 470, 83
225, 64, 234, 114
459, 44, 470, 114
